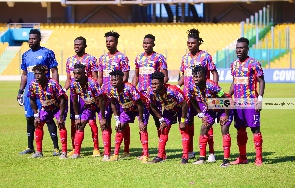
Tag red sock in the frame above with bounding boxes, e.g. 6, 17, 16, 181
157, 126, 170, 159
71, 120, 76, 149
222, 134, 231, 159
114, 131, 124, 155
199, 135, 208, 157
179, 125, 189, 159
237, 128, 248, 159
208, 127, 214, 154
253, 133, 263, 160
59, 127, 67, 153
102, 127, 111, 156
188, 124, 194, 152
74, 130, 84, 155
124, 124, 130, 153
35, 123, 45, 152
140, 131, 149, 156
89, 120, 99, 150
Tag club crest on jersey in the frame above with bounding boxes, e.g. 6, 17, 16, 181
36, 56, 43, 59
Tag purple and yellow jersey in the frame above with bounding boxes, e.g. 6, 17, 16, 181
230, 57, 264, 99
21, 47, 58, 87
110, 82, 148, 113
66, 53, 98, 81
27, 78, 67, 111
147, 84, 184, 112
135, 52, 167, 91
70, 77, 103, 111
180, 50, 216, 96
98, 51, 130, 94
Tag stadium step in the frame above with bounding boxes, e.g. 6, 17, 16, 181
0, 46, 21, 75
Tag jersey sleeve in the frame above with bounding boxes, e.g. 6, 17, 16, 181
129, 85, 141, 101
65, 57, 71, 73
134, 55, 140, 69
230, 61, 235, 76
205, 54, 216, 71
70, 82, 78, 97
158, 54, 167, 70
254, 60, 264, 77
47, 50, 58, 69
27, 82, 35, 99
92, 81, 103, 97
207, 80, 224, 97
97, 56, 104, 72
21, 53, 27, 71
89, 56, 99, 72
180, 55, 185, 74
120, 54, 130, 72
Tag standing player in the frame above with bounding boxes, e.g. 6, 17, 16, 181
28, 65, 68, 158
63, 36, 100, 157
108, 70, 150, 163
98, 31, 130, 160
147, 72, 189, 164
17, 29, 60, 156
70, 64, 107, 159
188, 66, 233, 167
178, 29, 219, 161
229, 37, 265, 166
132, 34, 169, 159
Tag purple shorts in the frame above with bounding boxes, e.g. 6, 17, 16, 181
234, 108, 260, 128
70, 95, 81, 120
81, 108, 96, 121
39, 108, 68, 123
162, 109, 189, 126
97, 101, 112, 121
118, 105, 149, 125
198, 102, 233, 127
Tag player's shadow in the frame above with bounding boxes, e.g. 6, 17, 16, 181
266, 155, 295, 164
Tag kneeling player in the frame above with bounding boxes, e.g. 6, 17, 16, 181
147, 72, 189, 164
109, 70, 150, 163
70, 64, 107, 159
28, 65, 68, 159
188, 66, 233, 167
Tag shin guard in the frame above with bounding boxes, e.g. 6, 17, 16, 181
89, 120, 99, 150
222, 134, 231, 159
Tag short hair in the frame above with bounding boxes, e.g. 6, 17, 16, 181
144, 34, 155, 41
104, 31, 120, 40
74, 63, 86, 70
32, 65, 48, 73
192, 65, 207, 77
151, 71, 165, 82
29, 29, 41, 38
187, 28, 204, 43
109, 70, 124, 77
237, 37, 249, 46
74, 36, 86, 45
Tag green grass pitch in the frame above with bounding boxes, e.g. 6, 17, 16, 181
0, 81, 294, 187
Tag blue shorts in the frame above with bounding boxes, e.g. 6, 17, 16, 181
24, 88, 42, 118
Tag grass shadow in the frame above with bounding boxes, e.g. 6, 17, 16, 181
267, 155, 295, 164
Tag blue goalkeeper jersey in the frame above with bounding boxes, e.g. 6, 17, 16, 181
21, 47, 58, 88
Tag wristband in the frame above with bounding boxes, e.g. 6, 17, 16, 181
176, 85, 181, 89
62, 88, 67, 92
34, 113, 39, 118
114, 116, 120, 122
181, 117, 186, 123
75, 115, 80, 120
258, 95, 263, 102
197, 112, 205, 118
18, 89, 24, 94
159, 117, 165, 124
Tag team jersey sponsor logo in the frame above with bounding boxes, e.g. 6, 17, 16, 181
184, 69, 192, 76
40, 99, 57, 106
103, 69, 112, 77
234, 77, 248, 85
122, 101, 134, 109
139, 67, 154, 75
27, 66, 34, 73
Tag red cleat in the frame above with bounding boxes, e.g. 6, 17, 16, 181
230, 157, 248, 165
255, 158, 263, 166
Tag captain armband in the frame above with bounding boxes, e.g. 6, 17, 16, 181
217, 90, 225, 98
